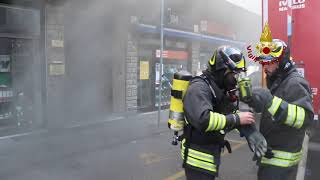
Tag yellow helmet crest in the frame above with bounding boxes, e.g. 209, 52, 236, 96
247, 22, 287, 65
260, 22, 273, 42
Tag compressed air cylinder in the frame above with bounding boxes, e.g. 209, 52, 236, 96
168, 70, 192, 131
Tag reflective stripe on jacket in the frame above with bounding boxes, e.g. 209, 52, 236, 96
268, 96, 306, 129
260, 67, 314, 168
261, 149, 302, 167
181, 139, 217, 174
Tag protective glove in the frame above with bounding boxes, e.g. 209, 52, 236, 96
247, 88, 273, 113
246, 130, 268, 160
238, 124, 268, 161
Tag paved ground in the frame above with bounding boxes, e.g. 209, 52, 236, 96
0, 110, 315, 180
305, 130, 320, 180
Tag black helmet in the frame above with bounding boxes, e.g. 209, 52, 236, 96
208, 46, 246, 73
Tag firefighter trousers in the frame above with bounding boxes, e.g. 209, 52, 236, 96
258, 165, 298, 180
185, 168, 215, 180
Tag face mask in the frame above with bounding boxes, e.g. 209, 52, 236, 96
223, 72, 238, 102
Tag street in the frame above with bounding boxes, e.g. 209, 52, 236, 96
0, 111, 258, 180
305, 130, 320, 180
0, 1, 319, 180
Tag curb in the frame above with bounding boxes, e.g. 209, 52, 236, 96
0, 110, 169, 140
296, 133, 309, 180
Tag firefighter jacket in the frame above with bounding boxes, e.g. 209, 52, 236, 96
182, 75, 240, 176
259, 67, 314, 168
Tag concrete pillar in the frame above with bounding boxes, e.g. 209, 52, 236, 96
125, 34, 138, 112
45, 3, 66, 128
111, 11, 128, 113
191, 41, 200, 76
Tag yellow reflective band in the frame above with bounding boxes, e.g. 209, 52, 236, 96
285, 104, 297, 127
181, 148, 214, 163
181, 140, 214, 163
206, 111, 215, 132
261, 157, 300, 167
212, 113, 219, 131
215, 114, 226, 130
221, 115, 227, 129
236, 57, 245, 69
268, 96, 282, 116
215, 114, 221, 130
285, 104, 296, 126
183, 155, 217, 172
272, 150, 302, 160
261, 149, 302, 167
181, 140, 217, 172
206, 112, 226, 131
294, 106, 305, 129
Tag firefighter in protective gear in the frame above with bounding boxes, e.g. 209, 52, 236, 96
243, 38, 314, 180
182, 46, 268, 180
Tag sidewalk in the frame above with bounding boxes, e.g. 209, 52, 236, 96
0, 110, 169, 141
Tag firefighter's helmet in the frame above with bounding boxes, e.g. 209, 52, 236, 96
262, 39, 292, 71
209, 46, 246, 73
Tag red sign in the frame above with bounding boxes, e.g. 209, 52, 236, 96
156, 50, 188, 60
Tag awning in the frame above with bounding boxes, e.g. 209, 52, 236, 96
136, 23, 246, 46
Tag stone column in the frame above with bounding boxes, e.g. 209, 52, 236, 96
191, 41, 200, 76
125, 34, 138, 112
45, 3, 66, 128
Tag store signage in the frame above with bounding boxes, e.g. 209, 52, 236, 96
140, 61, 149, 80
156, 50, 188, 60
52, 40, 64, 48
279, 0, 306, 12
49, 61, 65, 76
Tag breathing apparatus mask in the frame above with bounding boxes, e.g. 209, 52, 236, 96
207, 46, 247, 103
224, 72, 238, 102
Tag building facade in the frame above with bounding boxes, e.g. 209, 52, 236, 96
0, 0, 261, 135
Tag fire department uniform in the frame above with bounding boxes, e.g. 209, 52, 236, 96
180, 46, 267, 180
182, 74, 238, 178
255, 67, 314, 180
182, 74, 264, 179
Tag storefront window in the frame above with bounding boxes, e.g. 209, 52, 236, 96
137, 36, 189, 111
0, 5, 42, 133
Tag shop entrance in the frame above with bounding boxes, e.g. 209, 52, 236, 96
0, 37, 42, 130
